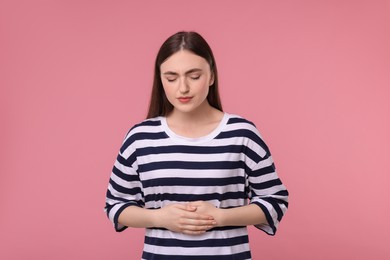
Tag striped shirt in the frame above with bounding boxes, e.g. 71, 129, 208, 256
105, 113, 288, 259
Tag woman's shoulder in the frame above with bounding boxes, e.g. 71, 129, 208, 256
224, 113, 270, 153
225, 113, 258, 130
224, 112, 267, 140
130, 116, 162, 130
119, 117, 165, 153
124, 116, 164, 137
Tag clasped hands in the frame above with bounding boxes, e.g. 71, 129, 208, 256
157, 201, 220, 235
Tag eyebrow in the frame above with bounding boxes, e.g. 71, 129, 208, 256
162, 68, 202, 76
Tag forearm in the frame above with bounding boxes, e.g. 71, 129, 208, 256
118, 205, 158, 228
217, 204, 267, 227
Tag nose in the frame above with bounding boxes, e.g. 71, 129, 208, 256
179, 77, 190, 94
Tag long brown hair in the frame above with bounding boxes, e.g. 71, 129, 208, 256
146, 31, 222, 119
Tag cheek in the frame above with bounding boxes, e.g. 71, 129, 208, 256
199, 80, 211, 95
162, 84, 176, 102
162, 82, 171, 94
196, 85, 210, 101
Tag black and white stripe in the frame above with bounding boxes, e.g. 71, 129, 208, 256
105, 113, 288, 259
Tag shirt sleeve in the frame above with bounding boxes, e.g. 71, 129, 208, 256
104, 144, 144, 232
245, 129, 289, 235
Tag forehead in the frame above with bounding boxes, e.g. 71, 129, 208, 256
160, 50, 210, 72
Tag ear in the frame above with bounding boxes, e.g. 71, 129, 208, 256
209, 72, 215, 86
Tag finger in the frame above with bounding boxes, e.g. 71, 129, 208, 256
184, 204, 197, 212
183, 213, 214, 221
184, 210, 215, 219
180, 217, 217, 227
180, 223, 215, 235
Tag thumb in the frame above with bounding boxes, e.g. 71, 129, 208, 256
185, 203, 197, 211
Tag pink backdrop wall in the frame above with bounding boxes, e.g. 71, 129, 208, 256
1, 1, 389, 259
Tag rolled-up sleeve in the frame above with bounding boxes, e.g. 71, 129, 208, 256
248, 151, 289, 235
104, 150, 144, 232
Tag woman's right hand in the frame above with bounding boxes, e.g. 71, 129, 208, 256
155, 203, 217, 235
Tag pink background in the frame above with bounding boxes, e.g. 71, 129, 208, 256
1, 0, 389, 259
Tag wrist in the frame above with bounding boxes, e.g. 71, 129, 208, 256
151, 208, 162, 228
215, 208, 226, 227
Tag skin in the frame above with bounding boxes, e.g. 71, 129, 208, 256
118, 50, 268, 235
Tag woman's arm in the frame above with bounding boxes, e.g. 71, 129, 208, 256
118, 203, 217, 235
189, 201, 268, 227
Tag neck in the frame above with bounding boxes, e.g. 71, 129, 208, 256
169, 102, 216, 124
165, 103, 224, 138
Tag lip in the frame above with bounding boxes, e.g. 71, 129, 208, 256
177, 97, 193, 103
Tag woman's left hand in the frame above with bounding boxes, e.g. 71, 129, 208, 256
188, 201, 222, 226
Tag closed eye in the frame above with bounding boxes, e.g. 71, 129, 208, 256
190, 75, 201, 80
166, 77, 177, 82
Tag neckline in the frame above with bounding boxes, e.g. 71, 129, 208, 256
160, 113, 229, 144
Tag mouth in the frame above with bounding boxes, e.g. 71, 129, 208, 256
177, 97, 193, 103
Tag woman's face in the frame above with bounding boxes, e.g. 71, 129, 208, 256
160, 50, 214, 115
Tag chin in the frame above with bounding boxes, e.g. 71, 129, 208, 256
173, 105, 199, 114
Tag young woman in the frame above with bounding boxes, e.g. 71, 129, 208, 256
105, 31, 289, 259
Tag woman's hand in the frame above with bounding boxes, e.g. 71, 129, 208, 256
188, 201, 222, 226
155, 203, 217, 235
189, 201, 267, 228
